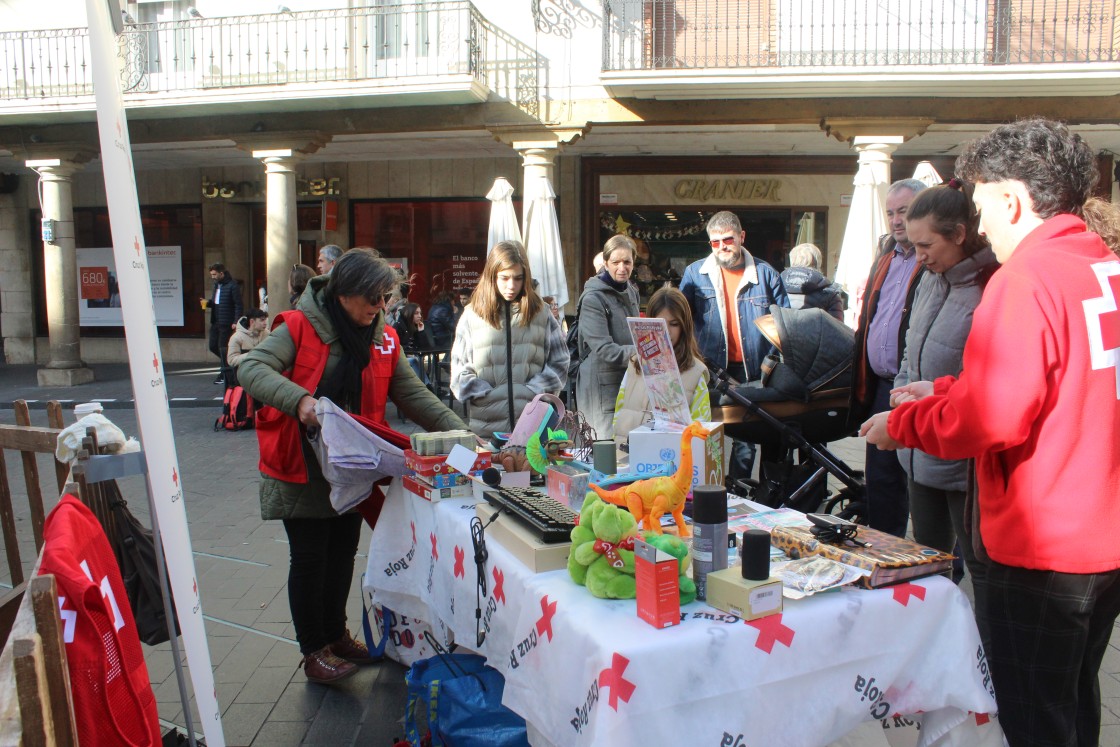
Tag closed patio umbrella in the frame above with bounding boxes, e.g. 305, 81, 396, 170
522, 175, 569, 307
486, 176, 522, 254
834, 162, 889, 329
795, 211, 816, 246
912, 161, 943, 188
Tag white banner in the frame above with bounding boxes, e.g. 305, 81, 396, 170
84, 0, 225, 744
77, 245, 184, 326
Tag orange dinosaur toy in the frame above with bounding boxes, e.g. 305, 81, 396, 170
589, 421, 711, 537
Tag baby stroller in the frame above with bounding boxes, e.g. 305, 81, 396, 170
709, 305, 867, 522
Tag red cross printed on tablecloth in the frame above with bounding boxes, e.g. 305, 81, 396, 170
410, 521, 416, 545
598, 653, 636, 711
746, 613, 795, 653
492, 567, 506, 605
891, 582, 927, 607
535, 595, 557, 642
975, 713, 991, 726
453, 545, 465, 579
430, 533, 438, 561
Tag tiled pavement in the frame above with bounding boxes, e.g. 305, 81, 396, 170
2, 360, 1120, 745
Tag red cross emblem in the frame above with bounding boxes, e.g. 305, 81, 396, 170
410, 521, 416, 545
492, 567, 505, 605
1085, 263, 1120, 398
891, 582, 926, 607
975, 713, 991, 726
192, 578, 197, 596
134, 236, 141, 257
535, 595, 557, 642
152, 354, 159, 373
171, 468, 178, 487
116, 119, 122, 138
453, 545, 465, 579
598, 653, 636, 711
429, 533, 438, 561
746, 613, 795, 653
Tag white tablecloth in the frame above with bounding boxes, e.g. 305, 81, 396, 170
364, 481, 1004, 747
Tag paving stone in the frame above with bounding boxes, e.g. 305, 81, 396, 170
235, 666, 298, 705
251, 720, 311, 747
219, 702, 273, 746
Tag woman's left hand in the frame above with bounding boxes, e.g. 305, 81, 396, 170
296, 395, 319, 427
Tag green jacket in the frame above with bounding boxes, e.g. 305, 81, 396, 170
239, 276, 467, 519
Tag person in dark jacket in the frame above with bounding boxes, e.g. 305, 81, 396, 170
426, 291, 456, 348
289, 263, 315, 306
202, 263, 243, 385
781, 243, 844, 321
239, 249, 467, 685
392, 302, 435, 385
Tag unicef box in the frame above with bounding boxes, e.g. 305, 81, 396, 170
627, 421, 724, 497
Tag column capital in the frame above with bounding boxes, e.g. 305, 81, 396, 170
24, 150, 95, 180
820, 117, 933, 144
488, 125, 588, 152
237, 131, 330, 158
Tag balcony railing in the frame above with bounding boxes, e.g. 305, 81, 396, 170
0, 2, 539, 115
603, 0, 1120, 70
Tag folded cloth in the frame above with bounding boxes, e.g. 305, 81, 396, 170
309, 398, 408, 513
56, 413, 141, 464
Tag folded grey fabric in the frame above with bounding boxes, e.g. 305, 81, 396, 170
309, 398, 407, 513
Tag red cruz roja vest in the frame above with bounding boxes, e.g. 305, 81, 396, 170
255, 310, 401, 483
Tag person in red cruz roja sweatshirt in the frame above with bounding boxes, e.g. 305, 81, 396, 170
861, 118, 1120, 747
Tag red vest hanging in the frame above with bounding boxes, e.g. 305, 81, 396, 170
39, 495, 161, 747
255, 310, 401, 483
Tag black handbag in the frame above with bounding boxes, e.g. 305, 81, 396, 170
103, 480, 181, 646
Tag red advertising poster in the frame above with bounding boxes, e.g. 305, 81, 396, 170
80, 265, 110, 300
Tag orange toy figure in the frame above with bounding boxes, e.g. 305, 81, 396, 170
589, 421, 711, 536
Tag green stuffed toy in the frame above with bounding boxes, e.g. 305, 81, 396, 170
568, 492, 697, 605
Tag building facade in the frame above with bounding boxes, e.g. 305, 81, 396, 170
1, 0, 1118, 374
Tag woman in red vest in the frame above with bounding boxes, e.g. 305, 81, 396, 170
240, 248, 468, 684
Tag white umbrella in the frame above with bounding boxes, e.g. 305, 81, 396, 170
522, 175, 569, 308
485, 176, 522, 254
795, 212, 816, 246
834, 163, 889, 329
912, 161, 943, 188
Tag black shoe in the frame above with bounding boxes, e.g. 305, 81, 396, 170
213, 374, 225, 385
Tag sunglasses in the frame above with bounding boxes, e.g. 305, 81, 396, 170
709, 235, 738, 249
368, 292, 394, 306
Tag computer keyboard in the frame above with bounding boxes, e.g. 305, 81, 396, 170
482, 487, 578, 544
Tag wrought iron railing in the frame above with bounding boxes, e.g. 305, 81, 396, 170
603, 0, 1120, 70
0, 2, 539, 115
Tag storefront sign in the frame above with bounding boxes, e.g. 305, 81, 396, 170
673, 178, 783, 202
202, 175, 342, 199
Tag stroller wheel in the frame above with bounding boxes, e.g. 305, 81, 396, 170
823, 486, 867, 526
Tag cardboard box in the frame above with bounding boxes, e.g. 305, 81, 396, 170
403, 474, 475, 502
404, 448, 491, 477
704, 566, 783, 622
627, 421, 724, 496
414, 471, 477, 489
634, 539, 680, 628
546, 464, 590, 512
474, 503, 571, 573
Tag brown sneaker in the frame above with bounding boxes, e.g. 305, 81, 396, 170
301, 647, 358, 684
329, 630, 380, 665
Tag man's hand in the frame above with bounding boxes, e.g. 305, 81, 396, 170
889, 380, 934, 407
859, 412, 902, 450
296, 395, 319, 427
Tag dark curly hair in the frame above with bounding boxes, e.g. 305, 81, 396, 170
954, 118, 1098, 219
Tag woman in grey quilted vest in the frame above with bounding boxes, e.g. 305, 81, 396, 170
892, 183, 998, 580
450, 240, 569, 440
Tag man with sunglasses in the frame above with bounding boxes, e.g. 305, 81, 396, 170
680, 211, 789, 483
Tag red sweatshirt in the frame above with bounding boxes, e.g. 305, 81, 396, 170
888, 215, 1120, 573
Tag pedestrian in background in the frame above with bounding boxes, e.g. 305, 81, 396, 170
202, 262, 243, 385
780, 243, 844, 321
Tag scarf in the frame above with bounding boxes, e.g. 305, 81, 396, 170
597, 269, 630, 293
317, 295, 375, 413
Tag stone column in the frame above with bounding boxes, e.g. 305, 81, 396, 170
253, 149, 303, 316
516, 145, 558, 229
852, 136, 903, 212
26, 158, 94, 386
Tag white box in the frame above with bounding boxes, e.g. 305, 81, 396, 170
627, 421, 724, 496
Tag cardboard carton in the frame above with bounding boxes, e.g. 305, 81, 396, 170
634, 539, 681, 628
627, 421, 724, 496
546, 464, 591, 511
704, 566, 783, 622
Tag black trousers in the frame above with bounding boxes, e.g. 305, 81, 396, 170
977, 561, 1120, 747
864, 377, 909, 537
208, 324, 232, 377
282, 514, 364, 655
